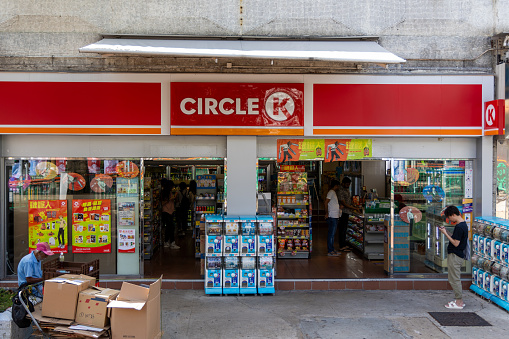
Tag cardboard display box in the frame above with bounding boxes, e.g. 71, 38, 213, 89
75, 286, 120, 328
42, 274, 96, 320
108, 276, 162, 339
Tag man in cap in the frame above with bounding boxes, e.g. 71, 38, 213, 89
18, 242, 54, 299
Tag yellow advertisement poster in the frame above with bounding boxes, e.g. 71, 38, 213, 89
28, 200, 68, 253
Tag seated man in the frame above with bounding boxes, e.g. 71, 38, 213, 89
17, 242, 54, 303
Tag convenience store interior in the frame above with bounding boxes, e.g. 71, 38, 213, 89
143, 159, 470, 279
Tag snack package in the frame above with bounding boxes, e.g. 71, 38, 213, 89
294, 239, 301, 250
286, 239, 294, 251
278, 239, 286, 250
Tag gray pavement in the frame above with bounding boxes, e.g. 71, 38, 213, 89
161, 289, 509, 339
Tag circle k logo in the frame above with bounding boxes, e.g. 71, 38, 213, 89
485, 103, 495, 126
265, 91, 295, 122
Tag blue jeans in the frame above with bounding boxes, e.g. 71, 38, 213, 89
327, 217, 339, 253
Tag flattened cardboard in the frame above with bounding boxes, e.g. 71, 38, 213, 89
75, 286, 120, 328
42, 274, 96, 320
108, 276, 162, 339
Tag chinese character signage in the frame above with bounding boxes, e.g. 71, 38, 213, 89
28, 200, 68, 253
72, 199, 111, 253
277, 139, 372, 162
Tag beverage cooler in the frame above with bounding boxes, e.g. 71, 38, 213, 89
224, 216, 240, 256
223, 257, 240, 294
240, 256, 257, 295
240, 216, 257, 256
257, 256, 275, 294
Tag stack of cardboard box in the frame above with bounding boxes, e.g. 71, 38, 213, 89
32, 274, 162, 338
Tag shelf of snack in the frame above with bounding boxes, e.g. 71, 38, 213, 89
470, 216, 509, 309
363, 200, 390, 260
346, 214, 364, 252
143, 177, 161, 260
276, 170, 312, 259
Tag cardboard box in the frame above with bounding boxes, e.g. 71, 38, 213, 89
108, 276, 162, 339
42, 274, 96, 320
75, 287, 120, 328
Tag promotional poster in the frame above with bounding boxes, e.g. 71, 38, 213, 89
118, 228, 136, 253
72, 199, 112, 253
28, 200, 68, 253
277, 139, 372, 162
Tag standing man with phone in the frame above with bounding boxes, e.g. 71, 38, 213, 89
440, 205, 468, 309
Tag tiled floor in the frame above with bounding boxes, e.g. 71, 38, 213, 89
143, 221, 436, 280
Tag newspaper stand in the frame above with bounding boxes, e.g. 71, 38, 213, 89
205, 214, 223, 294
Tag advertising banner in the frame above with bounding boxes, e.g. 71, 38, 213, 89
171, 82, 304, 135
118, 229, 136, 253
72, 199, 112, 253
118, 201, 136, 226
28, 200, 68, 253
277, 139, 372, 162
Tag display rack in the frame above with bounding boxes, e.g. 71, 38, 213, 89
346, 214, 364, 253
471, 216, 509, 309
276, 171, 311, 259
143, 177, 161, 260
195, 175, 217, 258
363, 212, 385, 260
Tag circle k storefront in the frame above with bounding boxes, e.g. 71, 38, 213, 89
0, 72, 496, 290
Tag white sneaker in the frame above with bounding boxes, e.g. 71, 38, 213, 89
170, 242, 180, 249
164, 242, 170, 247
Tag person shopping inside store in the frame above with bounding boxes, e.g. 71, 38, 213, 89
337, 177, 361, 252
176, 182, 191, 236
440, 205, 468, 310
325, 180, 341, 256
162, 179, 180, 249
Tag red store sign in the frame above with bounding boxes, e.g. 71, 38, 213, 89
483, 99, 505, 135
170, 82, 304, 135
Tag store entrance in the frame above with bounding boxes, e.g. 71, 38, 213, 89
143, 159, 224, 279
274, 159, 391, 279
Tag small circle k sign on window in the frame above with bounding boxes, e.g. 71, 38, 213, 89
265, 91, 295, 121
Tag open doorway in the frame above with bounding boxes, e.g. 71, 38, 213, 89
143, 159, 224, 279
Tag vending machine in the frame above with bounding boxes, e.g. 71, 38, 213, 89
240, 256, 257, 295
239, 216, 257, 256
205, 214, 223, 256
223, 216, 240, 257
205, 257, 222, 295
257, 215, 274, 256
223, 257, 240, 294
257, 256, 275, 294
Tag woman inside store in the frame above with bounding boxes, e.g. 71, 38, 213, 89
162, 179, 180, 249
188, 180, 197, 230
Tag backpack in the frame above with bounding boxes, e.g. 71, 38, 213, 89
179, 189, 191, 211
11, 285, 34, 328
463, 239, 471, 261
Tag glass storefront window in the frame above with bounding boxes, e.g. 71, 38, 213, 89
5, 158, 142, 276
496, 140, 509, 219
391, 159, 471, 274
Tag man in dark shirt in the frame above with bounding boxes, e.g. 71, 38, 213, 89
440, 205, 468, 309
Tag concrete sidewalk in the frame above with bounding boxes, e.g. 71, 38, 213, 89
161, 289, 508, 339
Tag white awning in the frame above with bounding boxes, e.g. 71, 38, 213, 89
79, 38, 406, 64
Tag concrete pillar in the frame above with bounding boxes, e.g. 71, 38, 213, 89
476, 135, 494, 216
226, 136, 257, 215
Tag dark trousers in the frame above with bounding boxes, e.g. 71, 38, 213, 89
327, 217, 339, 253
338, 213, 349, 248
162, 212, 175, 243
58, 228, 65, 246
176, 208, 188, 232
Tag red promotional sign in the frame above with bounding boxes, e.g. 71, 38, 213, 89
313, 84, 483, 136
72, 199, 112, 253
170, 82, 304, 135
483, 99, 505, 135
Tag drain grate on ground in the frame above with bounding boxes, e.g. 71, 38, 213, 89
429, 312, 492, 327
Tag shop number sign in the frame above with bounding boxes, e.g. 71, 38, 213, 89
170, 83, 304, 135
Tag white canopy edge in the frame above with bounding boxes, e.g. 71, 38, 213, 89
79, 39, 406, 64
